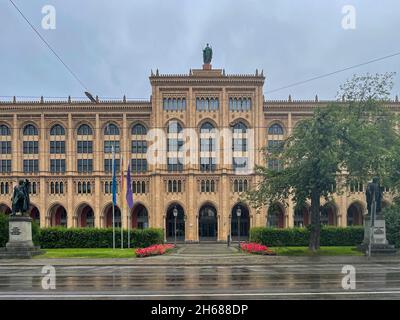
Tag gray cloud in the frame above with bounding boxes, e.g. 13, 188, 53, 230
1, 0, 399, 100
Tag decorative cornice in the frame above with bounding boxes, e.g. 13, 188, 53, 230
0, 101, 152, 113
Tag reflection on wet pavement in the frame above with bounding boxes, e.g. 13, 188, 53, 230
1, 262, 400, 299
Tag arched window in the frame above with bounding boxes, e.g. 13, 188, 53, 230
23, 124, 38, 136
233, 98, 238, 111
200, 122, 216, 172
268, 123, 284, 135
50, 124, 65, 136
105, 182, 109, 194
167, 121, 183, 133
200, 122, 215, 133
104, 123, 120, 135
77, 124, 92, 135
32, 182, 37, 194
0, 124, 11, 136
232, 122, 248, 133
60, 182, 64, 194
50, 182, 55, 194
142, 181, 146, 193
132, 123, 147, 135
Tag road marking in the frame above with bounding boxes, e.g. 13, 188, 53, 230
1, 290, 400, 298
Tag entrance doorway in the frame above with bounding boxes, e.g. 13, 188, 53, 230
198, 204, 218, 241
166, 204, 185, 242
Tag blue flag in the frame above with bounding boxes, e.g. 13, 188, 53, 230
111, 147, 117, 206
126, 161, 134, 209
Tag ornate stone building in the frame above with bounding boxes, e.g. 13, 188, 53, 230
0, 61, 397, 242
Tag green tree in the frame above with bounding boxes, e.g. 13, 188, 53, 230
246, 73, 399, 251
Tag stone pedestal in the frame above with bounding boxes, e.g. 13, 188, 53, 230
0, 216, 43, 259
358, 215, 397, 255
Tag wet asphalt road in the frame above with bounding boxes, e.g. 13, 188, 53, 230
1, 262, 400, 299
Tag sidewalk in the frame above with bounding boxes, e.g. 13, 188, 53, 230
0, 246, 399, 267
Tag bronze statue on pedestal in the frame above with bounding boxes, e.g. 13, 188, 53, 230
11, 179, 30, 216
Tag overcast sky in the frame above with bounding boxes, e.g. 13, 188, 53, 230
1, 0, 399, 101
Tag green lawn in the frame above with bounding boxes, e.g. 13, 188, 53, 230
270, 246, 364, 256
35, 248, 136, 259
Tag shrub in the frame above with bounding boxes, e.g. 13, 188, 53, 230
135, 244, 174, 258
240, 242, 276, 255
38, 227, 164, 249
383, 203, 400, 248
250, 226, 364, 247
0, 213, 8, 247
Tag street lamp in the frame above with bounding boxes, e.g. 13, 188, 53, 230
236, 206, 242, 249
173, 206, 178, 247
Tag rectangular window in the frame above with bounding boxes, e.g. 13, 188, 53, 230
200, 138, 216, 152
167, 157, 183, 172
131, 159, 148, 173
77, 159, 93, 173
104, 141, 120, 153
0, 160, 11, 173
233, 157, 248, 170
50, 159, 66, 173
23, 159, 39, 173
233, 138, 247, 152
268, 159, 282, 171
23, 141, 39, 154
0, 141, 11, 154
77, 141, 93, 153
200, 157, 216, 172
131, 140, 147, 154
267, 140, 283, 153
167, 139, 184, 152
50, 141, 65, 154
104, 159, 120, 173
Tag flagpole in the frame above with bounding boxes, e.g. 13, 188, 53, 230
120, 155, 124, 250
126, 160, 133, 249
128, 207, 131, 249
112, 145, 115, 250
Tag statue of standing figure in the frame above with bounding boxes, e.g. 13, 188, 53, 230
366, 177, 383, 217
203, 44, 213, 64
11, 179, 31, 216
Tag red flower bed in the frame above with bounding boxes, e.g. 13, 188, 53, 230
240, 242, 276, 255
135, 244, 175, 258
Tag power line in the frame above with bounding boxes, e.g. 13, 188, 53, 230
265, 51, 400, 94
8, 0, 89, 91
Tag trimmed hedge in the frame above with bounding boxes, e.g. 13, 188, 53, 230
383, 205, 400, 248
250, 226, 364, 247
0, 214, 8, 247
38, 227, 164, 249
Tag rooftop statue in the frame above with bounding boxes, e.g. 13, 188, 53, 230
203, 44, 212, 64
